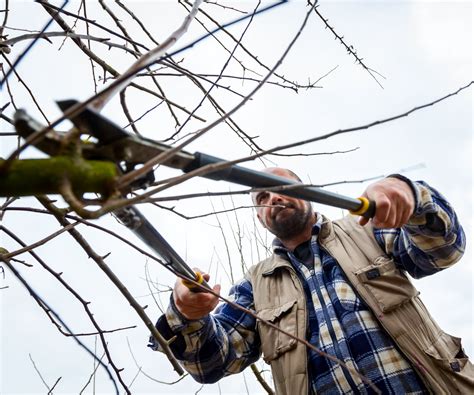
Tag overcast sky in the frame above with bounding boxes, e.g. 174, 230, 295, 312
0, 1, 472, 394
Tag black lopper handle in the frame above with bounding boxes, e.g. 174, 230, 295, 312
115, 206, 210, 292
184, 152, 377, 218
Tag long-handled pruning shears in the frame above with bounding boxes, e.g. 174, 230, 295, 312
13, 100, 375, 292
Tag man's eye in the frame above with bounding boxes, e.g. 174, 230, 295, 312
256, 193, 267, 204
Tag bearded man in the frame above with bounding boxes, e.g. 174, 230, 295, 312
150, 168, 473, 394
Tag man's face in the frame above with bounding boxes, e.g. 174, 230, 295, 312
252, 168, 314, 240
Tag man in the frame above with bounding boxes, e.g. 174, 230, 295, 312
150, 168, 473, 394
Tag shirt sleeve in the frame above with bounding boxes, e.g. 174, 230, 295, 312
148, 277, 261, 383
374, 180, 466, 279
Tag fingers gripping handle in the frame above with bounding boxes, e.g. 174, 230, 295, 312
181, 271, 207, 293
350, 197, 376, 219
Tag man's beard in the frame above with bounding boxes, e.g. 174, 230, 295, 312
267, 203, 313, 240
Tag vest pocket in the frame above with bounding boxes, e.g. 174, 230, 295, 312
354, 256, 419, 312
256, 299, 298, 363
423, 332, 474, 392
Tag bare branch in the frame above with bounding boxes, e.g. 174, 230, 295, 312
0, 0, 9, 39
310, 2, 385, 88
0, 0, 69, 87
90, 0, 204, 110
29, 353, 51, 392
1, 31, 141, 55
47, 377, 62, 395
0, 251, 120, 394
117, 1, 315, 190
1, 53, 50, 124
250, 363, 275, 395
35, 0, 150, 51
2, 222, 79, 260
37, 197, 185, 377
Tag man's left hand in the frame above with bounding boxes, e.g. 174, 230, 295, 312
359, 177, 415, 228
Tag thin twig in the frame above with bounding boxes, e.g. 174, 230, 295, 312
117, 0, 309, 189
35, 0, 149, 51
1, 1, 285, 171
0, 0, 69, 87
0, 224, 136, 395
0, 253, 120, 395
1, 32, 141, 55
1, 53, 50, 124
170, 0, 262, 151
127, 81, 473, 206
310, 2, 385, 88
79, 351, 106, 395
47, 377, 62, 394
29, 353, 51, 391
0, 0, 9, 38
2, 222, 79, 260
37, 197, 185, 377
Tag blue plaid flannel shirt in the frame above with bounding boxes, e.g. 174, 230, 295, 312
150, 181, 465, 394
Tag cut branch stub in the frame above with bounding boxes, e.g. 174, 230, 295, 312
0, 157, 118, 197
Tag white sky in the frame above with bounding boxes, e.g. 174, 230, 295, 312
0, 1, 472, 394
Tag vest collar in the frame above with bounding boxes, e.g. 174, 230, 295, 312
262, 214, 337, 276
318, 214, 337, 245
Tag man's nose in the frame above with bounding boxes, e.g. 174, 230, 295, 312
269, 192, 284, 205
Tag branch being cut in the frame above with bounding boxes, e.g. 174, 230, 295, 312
0, 157, 118, 197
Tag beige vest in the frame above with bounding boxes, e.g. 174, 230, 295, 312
247, 215, 473, 395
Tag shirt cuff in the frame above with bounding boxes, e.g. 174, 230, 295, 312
386, 173, 420, 212
149, 314, 175, 352
149, 295, 211, 353
165, 294, 210, 335
394, 179, 449, 233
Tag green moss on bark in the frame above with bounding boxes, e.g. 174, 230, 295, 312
0, 157, 118, 197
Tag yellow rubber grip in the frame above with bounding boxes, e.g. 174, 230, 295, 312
182, 271, 204, 289
350, 197, 370, 216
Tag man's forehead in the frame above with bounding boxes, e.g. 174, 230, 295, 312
251, 167, 300, 202
262, 167, 299, 180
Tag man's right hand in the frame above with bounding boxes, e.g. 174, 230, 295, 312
173, 269, 221, 320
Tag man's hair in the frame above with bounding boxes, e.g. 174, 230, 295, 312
283, 169, 303, 183
261, 167, 303, 182
251, 167, 303, 205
